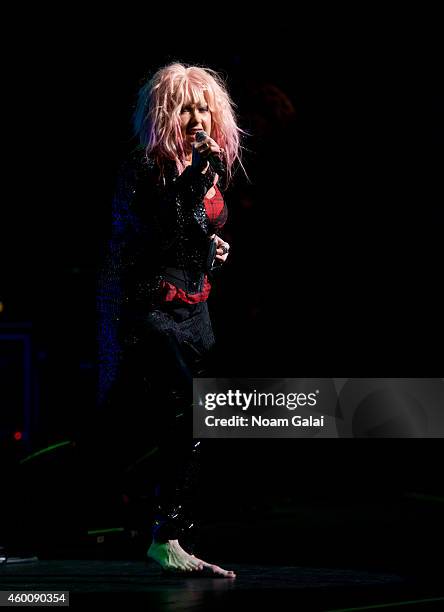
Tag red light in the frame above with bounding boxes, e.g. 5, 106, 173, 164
13, 431, 22, 441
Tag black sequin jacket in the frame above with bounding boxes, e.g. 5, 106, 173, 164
121, 149, 223, 303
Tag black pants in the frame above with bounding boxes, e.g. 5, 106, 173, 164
109, 300, 215, 543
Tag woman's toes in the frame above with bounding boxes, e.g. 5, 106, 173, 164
212, 564, 236, 577
193, 563, 204, 571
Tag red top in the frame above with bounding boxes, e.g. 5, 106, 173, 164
160, 183, 227, 304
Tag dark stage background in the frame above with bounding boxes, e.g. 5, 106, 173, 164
1, 18, 442, 578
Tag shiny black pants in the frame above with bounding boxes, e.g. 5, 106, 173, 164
115, 300, 215, 543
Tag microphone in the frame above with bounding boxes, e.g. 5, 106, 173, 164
195, 131, 225, 175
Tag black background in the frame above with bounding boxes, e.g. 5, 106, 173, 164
1, 13, 442, 572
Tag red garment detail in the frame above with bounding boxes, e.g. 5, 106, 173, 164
161, 274, 212, 304
204, 183, 225, 224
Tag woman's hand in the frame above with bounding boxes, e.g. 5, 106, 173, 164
194, 135, 222, 159
211, 234, 230, 263
192, 135, 222, 174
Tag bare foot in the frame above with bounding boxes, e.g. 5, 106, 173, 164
147, 539, 236, 578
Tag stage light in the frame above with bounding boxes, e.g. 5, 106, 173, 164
13, 431, 22, 441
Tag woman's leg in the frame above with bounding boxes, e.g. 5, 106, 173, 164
143, 303, 235, 576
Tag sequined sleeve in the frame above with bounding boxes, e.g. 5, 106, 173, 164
150, 162, 217, 242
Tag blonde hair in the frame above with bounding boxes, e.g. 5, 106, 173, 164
133, 63, 244, 184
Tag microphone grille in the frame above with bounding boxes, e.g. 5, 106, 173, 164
195, 131, 207, 142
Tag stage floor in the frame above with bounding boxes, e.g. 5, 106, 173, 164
1, 559, 443, 610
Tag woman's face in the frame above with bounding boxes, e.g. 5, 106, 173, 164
180, 94, 212, 154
